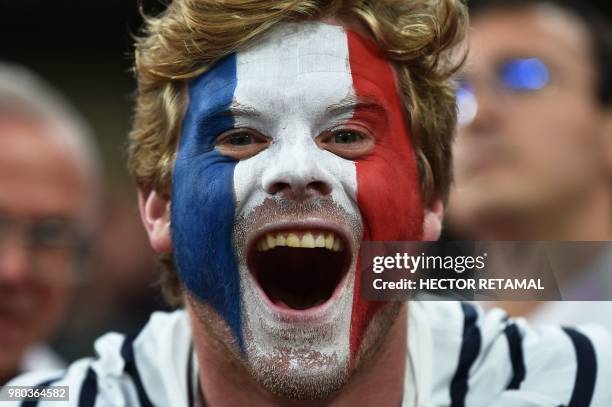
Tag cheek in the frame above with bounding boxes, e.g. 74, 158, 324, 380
171, 151, 245, 351
510, 100, 599, 177
356, 147, 423, 240
34, 284, 69, 338
233, 149, 268, 216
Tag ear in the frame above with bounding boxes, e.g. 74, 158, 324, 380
422, 198, 444, 241
138, 189, 173, 254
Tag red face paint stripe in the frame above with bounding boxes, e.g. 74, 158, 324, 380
347, 29, 425, 367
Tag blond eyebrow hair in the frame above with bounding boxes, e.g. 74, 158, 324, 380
201, 101, 261, 120
225, 101, 259, 118
325, 94, 388, 117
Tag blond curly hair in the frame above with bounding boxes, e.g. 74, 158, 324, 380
128, 0, 468, 304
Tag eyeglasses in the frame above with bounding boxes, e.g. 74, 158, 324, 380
0, 212, 89, 284
456, 57, 551, 126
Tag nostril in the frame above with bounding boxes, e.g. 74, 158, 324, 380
267, 182, 291, 195
307, 181, 331, 196
265, 179, 332, 199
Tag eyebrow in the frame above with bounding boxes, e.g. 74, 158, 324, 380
325, 94, 388, 117
227, 102, 260, 118
198, 101, 260, 121
207, 95, 388, 121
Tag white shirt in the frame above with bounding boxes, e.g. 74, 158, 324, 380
5, 302, 611, 406
19, 345, 66, 375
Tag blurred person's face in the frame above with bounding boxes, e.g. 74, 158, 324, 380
141, 21, 441, 399
449, 6, 611, 237
0, 117, 90, 381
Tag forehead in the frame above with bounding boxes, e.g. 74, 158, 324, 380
0, 117, 89, 218
468, 7, 592, 73
234, 22, 352, 114
187, 21, 399, 124
238, 22, 352, 85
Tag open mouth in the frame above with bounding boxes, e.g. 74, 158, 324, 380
247, 229, 351, 312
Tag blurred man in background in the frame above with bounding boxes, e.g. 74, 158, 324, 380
448, 0, 612, 321
0, 63, 100, 384
450, 0, 612, 240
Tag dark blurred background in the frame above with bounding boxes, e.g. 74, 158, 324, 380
0, 0, 167, 181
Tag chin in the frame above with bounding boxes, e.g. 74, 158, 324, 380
246, 344, 349, 400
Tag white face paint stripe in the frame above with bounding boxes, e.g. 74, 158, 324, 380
230, 22, 361, 381
232, 22, 358, 218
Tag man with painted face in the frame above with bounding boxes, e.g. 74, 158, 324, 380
6, 0, 612, 406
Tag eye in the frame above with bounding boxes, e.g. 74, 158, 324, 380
498, 58, 550, 92
334, 131, 361, 144
29, 219, 78, 247
227, 133, 254, 146
316, 127, 375, 159
215, 129, 270, 160
455, 78, 478, 126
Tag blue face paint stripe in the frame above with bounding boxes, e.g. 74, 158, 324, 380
171, 53, 244, 350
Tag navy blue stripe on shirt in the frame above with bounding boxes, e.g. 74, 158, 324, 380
20, 376, 63, 407
563, 328, 597, 407
450, 302, 482, 407
121, 334, 154, 407
77, 367, 98, 407
187, 342, 195, 407
504, 322, 526, 390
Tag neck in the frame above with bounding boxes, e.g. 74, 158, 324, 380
189, 304, 408, 407
493, 301, 541, 319
477, 187, 612, 240
0, 366, 18, 386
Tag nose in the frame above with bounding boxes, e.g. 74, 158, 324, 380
468, 90, 503, 134
262, 143, 333, 200
459, 81, 504, 137
0, 240, 31, 285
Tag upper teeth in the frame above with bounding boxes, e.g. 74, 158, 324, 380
256, 230, 344, 252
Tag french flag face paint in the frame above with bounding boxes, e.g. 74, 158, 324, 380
172, 21, 423, 393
